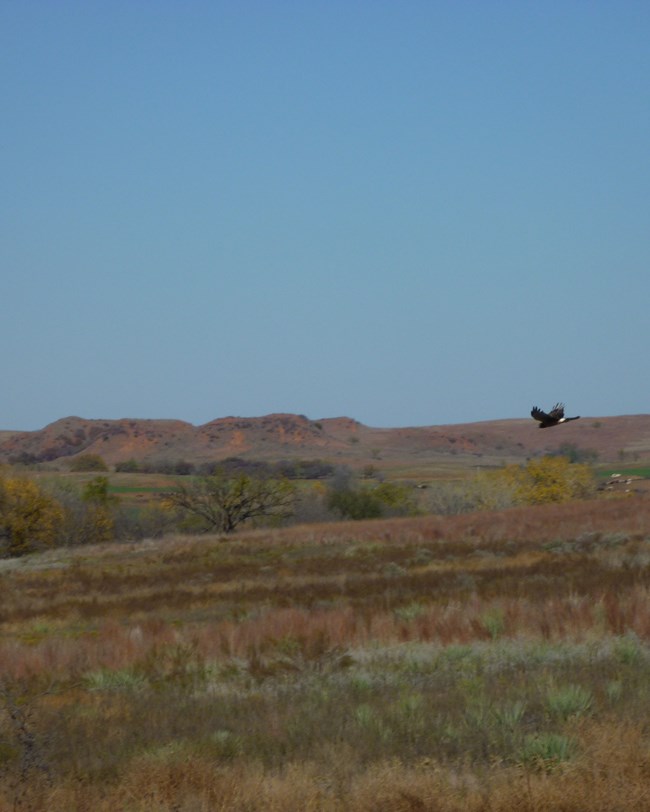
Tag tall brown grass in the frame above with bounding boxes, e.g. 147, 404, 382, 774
3, 722, 650, 811
2, 495, 650, 809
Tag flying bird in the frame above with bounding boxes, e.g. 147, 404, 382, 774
530, 403, 580, 428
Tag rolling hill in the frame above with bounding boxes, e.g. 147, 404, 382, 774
1, 412, 650, 471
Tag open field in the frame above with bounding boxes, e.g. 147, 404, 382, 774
2, 495, 650, 809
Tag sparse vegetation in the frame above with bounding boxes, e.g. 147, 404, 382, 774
0, 496, 650, 808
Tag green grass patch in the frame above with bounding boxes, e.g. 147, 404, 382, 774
597, 466, 650, 479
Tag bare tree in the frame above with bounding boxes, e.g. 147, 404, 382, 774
163, 473, 296, 534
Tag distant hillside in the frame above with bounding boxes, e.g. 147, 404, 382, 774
2, 413, 650, 471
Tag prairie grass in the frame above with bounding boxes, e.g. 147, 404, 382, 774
2, 496, 650, 809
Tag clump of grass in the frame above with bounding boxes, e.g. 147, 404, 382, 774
480, 607, 506, 639
393, 602, 427, 623
605, 679, 623, 705
84, 668, 147, 692
613, 633, 642, 665
493, 699, 526, 729
546, 683, 593, 721
518, 732, 577, 771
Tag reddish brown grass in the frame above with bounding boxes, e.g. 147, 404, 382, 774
2, 495, 650, 809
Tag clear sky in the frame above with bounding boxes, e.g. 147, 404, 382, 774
2, 1, 649, 431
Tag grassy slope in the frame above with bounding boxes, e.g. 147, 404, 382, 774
2, 496, 650, 809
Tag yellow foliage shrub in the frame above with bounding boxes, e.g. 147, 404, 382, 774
0, 475, 64, 556
494, 456, 596, 506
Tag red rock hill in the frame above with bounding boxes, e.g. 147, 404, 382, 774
1, 413, 650, 469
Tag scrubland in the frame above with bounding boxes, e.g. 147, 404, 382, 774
2, 495, 650, 810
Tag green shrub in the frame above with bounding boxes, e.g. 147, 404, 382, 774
328, 488, 383, 520
43, 476, 120, 547
327, 480, 416, 521
114, 458, 140, 473
68, 454, 109, 472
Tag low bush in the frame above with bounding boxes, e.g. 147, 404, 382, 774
67, 454, 108, 473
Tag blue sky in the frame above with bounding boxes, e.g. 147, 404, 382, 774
2, 1, 649, 430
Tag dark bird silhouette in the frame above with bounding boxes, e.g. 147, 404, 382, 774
531, 403, 580, 428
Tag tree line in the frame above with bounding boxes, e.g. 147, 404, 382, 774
114, 456, 335, 479
0, 456, 598, 558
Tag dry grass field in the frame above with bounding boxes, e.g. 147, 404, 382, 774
2, 495, 650, 810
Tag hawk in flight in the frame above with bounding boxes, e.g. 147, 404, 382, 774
531, 403, 580, 428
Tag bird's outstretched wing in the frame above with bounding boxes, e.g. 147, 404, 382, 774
531, 406, 551, 423
548, 403, 565, 420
